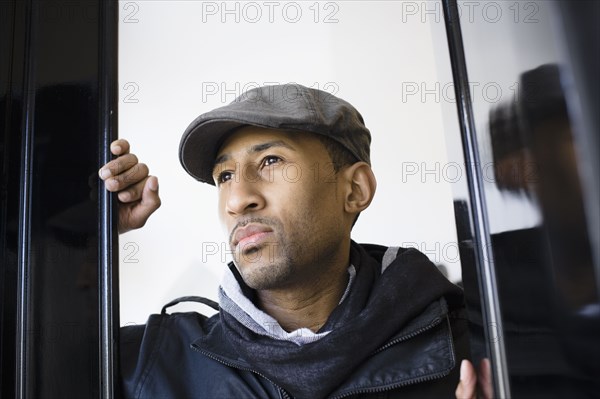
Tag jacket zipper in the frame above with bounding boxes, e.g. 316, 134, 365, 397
330, 314, 453, 399
375, 315, 442, 353
330, 368, 452, 399
191, 344, 292, 399
193, 314, 450, 399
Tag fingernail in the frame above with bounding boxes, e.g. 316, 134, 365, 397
106, 178, 118, 190
111, 145, 122, 154
99, 168, 111, 179
118, 191, 130, 201
460, 359, 468, 381
148, 177, 158, 191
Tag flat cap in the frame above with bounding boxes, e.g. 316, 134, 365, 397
179, 83, 371, 185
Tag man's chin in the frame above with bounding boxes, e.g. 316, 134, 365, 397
234, 242, 275, 265
235, 260, 293, 290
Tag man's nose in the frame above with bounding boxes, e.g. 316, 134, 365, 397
225, 170, 265, 216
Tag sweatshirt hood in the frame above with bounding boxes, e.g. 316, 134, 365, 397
192, 242, 464, 398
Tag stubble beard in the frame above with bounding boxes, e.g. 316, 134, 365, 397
230, 210, 341, 291
231, 216, 301, 290
233, 234, 299, 290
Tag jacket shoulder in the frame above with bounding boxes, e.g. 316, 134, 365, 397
119, 310, 280, 398
120, 311, 214, 398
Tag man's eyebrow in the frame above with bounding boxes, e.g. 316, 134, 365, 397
214, 153, 231, 168
213, 140, 296, 171
248, 140, 296, 154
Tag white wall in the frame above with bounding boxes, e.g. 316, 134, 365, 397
118, 1, 461, 326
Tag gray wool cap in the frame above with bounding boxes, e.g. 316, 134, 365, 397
179, 83, 371, 185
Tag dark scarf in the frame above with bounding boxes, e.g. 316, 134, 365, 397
194, 242, 463, 398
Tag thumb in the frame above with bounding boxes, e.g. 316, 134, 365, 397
128, 176, 161, 229
140, 176, 160, 209
456, 359, 476, 399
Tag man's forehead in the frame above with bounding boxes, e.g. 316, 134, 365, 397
212, 128, 299, 171
215, 127, 309, 158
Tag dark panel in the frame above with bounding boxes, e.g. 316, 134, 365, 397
1, 0, 119, 397
443, 1, 600, 397
98, 0, 120, 396
1, 0, 23, 396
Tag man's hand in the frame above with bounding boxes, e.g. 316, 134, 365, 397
98, 139, 161, 234
455, 358, 492, 399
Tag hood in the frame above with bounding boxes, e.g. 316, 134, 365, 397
192, 242, 464, 398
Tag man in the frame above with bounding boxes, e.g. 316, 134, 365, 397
100, 84, 484, 398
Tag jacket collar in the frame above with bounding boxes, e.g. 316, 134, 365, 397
192, 242, 463, 398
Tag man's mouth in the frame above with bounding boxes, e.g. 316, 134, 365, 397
232, 224, 274, 250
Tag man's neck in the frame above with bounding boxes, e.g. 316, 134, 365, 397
256, 269, 350, 332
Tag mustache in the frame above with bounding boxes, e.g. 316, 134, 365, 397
229, 217, 281, 246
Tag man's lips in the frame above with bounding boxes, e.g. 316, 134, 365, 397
232, 224, 274, 249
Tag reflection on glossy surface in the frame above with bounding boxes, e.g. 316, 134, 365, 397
0, 0, 113, 397
486, 63, 599, 395
490, 64, 598, 311
456, 1, 600, 396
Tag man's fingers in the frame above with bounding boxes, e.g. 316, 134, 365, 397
141, 176, 160, 209
104, 164, 149, 192
110, 139, 130, 156
118, 177, 160, 234
117, 175, 160, 204
146, 175, 159, 193
104, 163, 148, 192
130, 176, 161, 224
99, 153, 139, 181
98, 139, 159, 234
456, 359, 476, 399
100, 157, 151, 195
117, 177, 147, 203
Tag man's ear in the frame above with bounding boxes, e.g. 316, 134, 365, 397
341, 162, 377, 215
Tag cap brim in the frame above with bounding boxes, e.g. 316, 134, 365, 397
179, 118, 252, 185
179, 84, 371, 184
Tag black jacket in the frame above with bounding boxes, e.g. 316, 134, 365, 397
121, 243, 470, 398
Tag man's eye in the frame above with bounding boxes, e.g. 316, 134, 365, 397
262, 156, 281, 167
217, 171, 233, 185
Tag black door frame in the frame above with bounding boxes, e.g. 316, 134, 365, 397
1, 1, 119, 397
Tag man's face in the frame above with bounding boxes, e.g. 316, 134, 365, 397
213, 126, 350, 290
